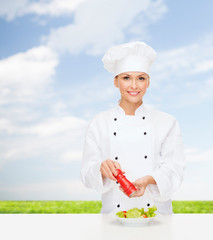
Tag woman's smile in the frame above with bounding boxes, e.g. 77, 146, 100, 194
127, 91, 140, 96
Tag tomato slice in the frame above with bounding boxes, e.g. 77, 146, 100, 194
123, 211, 127, 218
142, 214, 148, 218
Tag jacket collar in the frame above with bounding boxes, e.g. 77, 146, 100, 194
116, 99, 145, 116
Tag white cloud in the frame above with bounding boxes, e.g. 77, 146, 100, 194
21, 116, 87, 137
0, 45, 58, 104
173, 180, 213, 200
0, 0, 28, 21
173, 159, 213, 200
185, 148, 213, 162
173, 147, 213, 200
0, 179, 101, 200
0, 118, 16, 135
146, 34, 213, 107
65, 73, 118, 106
199, 78, 213, 100
152, 35, 213, 82
28, 0, 86, 17
46, 0, 167, 55
0, 116, 88, 168
0, 0, 85, 21
60, 150, 83, 163
193, 60, 213, 73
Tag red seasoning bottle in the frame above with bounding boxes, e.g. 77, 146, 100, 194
113, 169, 137, 197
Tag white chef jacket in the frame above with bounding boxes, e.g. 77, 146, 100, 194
80, 102, 186, 214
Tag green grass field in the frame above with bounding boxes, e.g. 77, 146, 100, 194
0, 201, 212, 214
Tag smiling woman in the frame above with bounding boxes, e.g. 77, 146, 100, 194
80, 41, 186, 215
114, 72, 150, 115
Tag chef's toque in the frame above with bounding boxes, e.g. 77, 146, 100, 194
102, 41, 156, 76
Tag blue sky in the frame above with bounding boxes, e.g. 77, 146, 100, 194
0, 0, 212, 201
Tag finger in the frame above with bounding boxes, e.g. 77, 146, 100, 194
106, 165, 117, 181
100, 168, 110, 179
132, 187, 145, 197
113, 161, 121, 170
130, 191, 139, 198
129, 186, 140, 197
113, 162, 125, 174
107, 160, 119, 177
101, 163, 116, 181
132, 179, 141, 186
140, 187, 146, 196
112, 161, 122, 175
129, 189, 139, 198
133, 181, 144, 188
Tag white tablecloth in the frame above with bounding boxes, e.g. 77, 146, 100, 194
0, 214, 212, 240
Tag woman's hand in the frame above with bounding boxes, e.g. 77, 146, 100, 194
119, 175, 156, 197
100, 159, 125, 181
131, 175, 156, 197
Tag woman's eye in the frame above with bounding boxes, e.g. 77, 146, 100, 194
123, 76, 129, 80
139, 77, 145, 80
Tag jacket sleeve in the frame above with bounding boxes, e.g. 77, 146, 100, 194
80, 117, 114, 193
148, 118, 186, 201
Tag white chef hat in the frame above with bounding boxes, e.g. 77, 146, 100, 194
102, 41, 156, 76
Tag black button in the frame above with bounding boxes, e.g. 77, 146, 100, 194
144, 155, 147, 159
144, 132, 147, 135
116, 181, 119, 184
115, 157, 118, 160
114, 132, 116, 136
117, 204, 120, 208
114, 118, 117, 121
147, 203, 150, 207
142, 116, 145, 120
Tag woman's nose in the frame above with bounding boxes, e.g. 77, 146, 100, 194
131, 79, 137, 88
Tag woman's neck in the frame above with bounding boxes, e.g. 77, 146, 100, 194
119, 99, 143, 115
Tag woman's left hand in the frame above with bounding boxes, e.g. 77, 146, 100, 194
130, 176, 150, 197
119, 176, 148, 197
119, 175, 156, 197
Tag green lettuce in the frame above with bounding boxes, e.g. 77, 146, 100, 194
116, 211, 126, 218
146, 205, 157, 218
126, 208, 141, 218
116, 205, 157, 218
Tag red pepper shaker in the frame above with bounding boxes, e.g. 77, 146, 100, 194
113, 169, 137, 197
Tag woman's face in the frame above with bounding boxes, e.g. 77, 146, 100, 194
114, 71, 150, 104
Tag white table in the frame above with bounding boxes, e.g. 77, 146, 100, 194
0, 214, 212, 240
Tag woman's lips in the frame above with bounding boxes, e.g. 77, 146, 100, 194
127, 91, 140, 96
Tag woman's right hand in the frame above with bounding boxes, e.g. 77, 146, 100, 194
100, 159, 125, 181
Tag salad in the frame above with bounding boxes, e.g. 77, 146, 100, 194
116, 205, 157, 218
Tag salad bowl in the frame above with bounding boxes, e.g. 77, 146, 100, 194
116, 206, 157, 227
116, 215, 157, 226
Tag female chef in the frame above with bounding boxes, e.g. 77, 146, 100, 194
80, 41, 186, 214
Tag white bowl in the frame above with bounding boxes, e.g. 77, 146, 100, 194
116, 215, 156, 227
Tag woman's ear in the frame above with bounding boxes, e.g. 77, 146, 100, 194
114, 76, 119, 88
